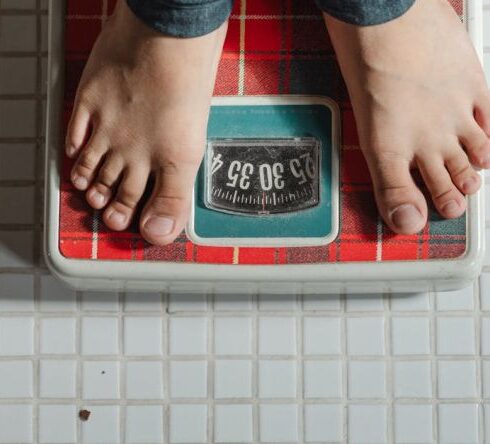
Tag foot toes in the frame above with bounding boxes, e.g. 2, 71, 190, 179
65, 104, 91, 158
417, 155, 466, 218
140, 160, 201, 245
365, 151, 427, 234
87, 186, 111, 210
460, 119, 490, 168
85, 153, 124, 209
102, 166, 149, 231
70, 134, 107, 191
445, 150, 481, 195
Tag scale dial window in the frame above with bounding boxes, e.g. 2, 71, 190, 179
205, 138, 320, 216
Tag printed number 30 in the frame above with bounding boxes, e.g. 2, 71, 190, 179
259, 163, 284, 191
226, 161, 285, 191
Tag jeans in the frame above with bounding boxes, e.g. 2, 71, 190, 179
126, 0, 416, 38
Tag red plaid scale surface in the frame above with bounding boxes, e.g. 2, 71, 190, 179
60, 0, 467, 264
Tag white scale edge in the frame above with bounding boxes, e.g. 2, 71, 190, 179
43, 0, 485, 293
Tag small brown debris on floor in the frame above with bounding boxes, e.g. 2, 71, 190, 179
79, 409, 91, 421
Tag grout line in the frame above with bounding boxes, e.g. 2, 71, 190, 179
237, 0, 246, 95
340, 291, 347, 444
75, 289, 82, 442
385, 292, 394, 444
430, 289, 439, 443
163, 290, 170, 444
296, 292, 304, 444
252, 289, 259, 443
117, 291, 125, 444
207, 290, 214, 444
161, 290, 169, 444
32, 0, 44, 441
474, 276, 485, 444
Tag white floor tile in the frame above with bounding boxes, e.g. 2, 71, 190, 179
170, 360, 207, 399
394, 404, 433, 444
438, 360, 478, 398
170, 404, 207, 443
125, 406, 164, 444
258, 317, 296, 355
0, 405, 32, 443
39, 360, 76, 398
304, 404, 342, 442
82, 361, 120, 400
259, 360, 296, 398
438, 404, 478, 444
125, 361, 164, 400
347, 317, 385, 356
214, 360, 252, 399
39, 405, 77, 444
348, 360, 386, 399
259, 404, 299, 443
214, 317, 252, 355
348, 405, 387, 444
215, 405, 253, 443
169, 317, 207, 355
436, 317, 476, 355
0, 361, 33, 398
393, 360, 432, 398
392, 317, 430, 355
303, 360, 342, 399
81, 406, 120, 444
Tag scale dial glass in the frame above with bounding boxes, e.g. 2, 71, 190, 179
204, 138, 320, 216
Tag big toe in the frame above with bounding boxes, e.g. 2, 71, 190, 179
366, 152, 428, 234
140, 160, 201, 246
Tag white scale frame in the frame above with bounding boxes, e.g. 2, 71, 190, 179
44, 0, 485, 294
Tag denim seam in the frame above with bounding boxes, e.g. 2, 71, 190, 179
316, 0, 417, 26
126, 0, 233, 37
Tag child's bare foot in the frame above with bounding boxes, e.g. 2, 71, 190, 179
66, 0, 227, 245
324, 0, 490, 234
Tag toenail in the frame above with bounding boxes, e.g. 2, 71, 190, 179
108, 210, 127, 226
144, 216, 174, 237
390, 204, 423, 231
66, 145, 76, 157
89, 189, 105, 206
72, 175, 88, 190
441, 200, 460, 215
483, 155, 490, 167
462, 177, 477, 193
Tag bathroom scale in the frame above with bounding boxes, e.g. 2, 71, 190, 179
44, 0, 485, 293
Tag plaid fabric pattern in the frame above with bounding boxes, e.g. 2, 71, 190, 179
60, 0, 466, 263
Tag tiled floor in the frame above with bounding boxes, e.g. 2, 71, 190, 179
1, 1, 490, 443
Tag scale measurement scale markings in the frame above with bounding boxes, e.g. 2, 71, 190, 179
205, 138, 321, 215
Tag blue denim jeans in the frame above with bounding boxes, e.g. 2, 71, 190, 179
126, 0, 416, 38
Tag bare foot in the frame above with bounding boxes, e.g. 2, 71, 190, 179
324, 0, 490, 234
65, 0, 227, 245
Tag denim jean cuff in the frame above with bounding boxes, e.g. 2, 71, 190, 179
126, 0, 234, 37
315, 0, 416, 26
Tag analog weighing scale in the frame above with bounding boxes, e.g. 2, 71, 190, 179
44, 0, 485, 293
